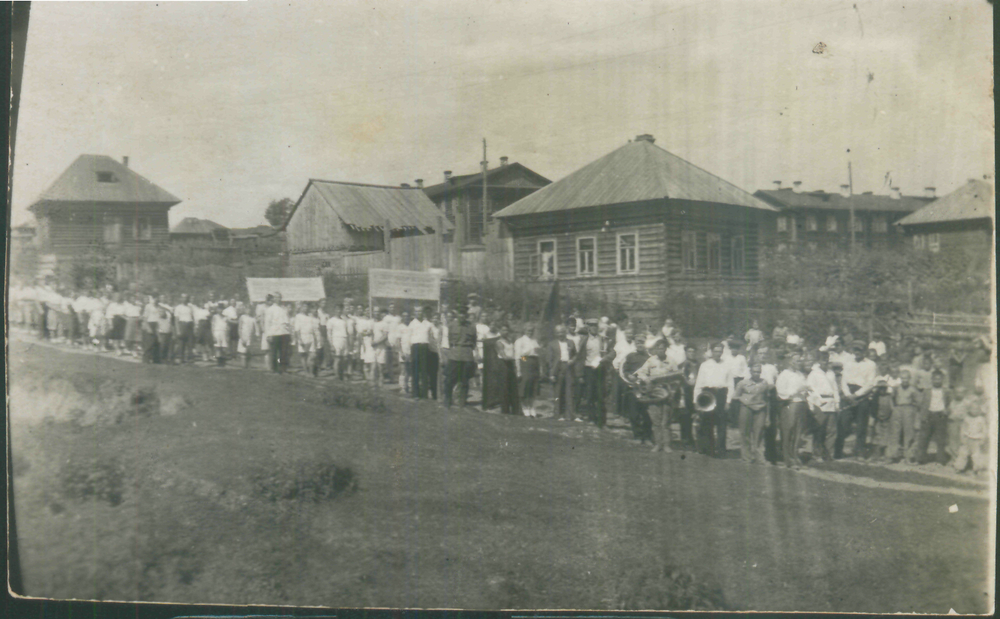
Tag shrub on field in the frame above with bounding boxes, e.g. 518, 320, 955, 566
75, 381, 161, 426
249, 460, 358, 503
59, 454, 125, 507
610, 558, 728, 611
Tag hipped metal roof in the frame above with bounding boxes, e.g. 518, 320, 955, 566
755, 188, 932, 213
284, 179, 454, 232
29, 154, 181, 212
170, 217, 229, 235
896, 179, 995, 226
493, 138, 774, 218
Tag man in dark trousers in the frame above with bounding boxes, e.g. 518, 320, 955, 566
444, 306, 477, 408
547, 325, 579, 421
576, 318, 613, 428
693, 342, 732, 457
409, 305, 434, 399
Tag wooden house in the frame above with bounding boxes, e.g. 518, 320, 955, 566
755, 183, 933, 251
28, 155, 181, 267
493, 134, 777, 311
281, 179, 452, 276
170, 217, 230, 245
419, 158, 551, 245
896, 179, 994, 282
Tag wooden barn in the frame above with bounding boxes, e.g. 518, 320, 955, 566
170, 217, 230, 245
493, 134, 777, 311
896, 179, 994, 283
282, 179, 452, 276
29, 155, 181, 268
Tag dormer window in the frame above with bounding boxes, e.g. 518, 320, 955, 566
96, 172, 118, 183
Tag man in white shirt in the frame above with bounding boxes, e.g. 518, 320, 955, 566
776, 355, 810, 468
577, 319, 610, 427
264, 293, 292, 373
409, 305, 435, 399
666, 335, 687, 368
807, 356, 841, 462
835, 343, 878, 459
325, 304, 350, 380
222, 299, 239, 357
514, 325, 542, 415
173, 293, 196, 363
612, 328, 637, 420
693, 343, 732, 458
547, 325, 578, 421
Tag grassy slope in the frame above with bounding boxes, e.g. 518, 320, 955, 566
9, 340, 992, 612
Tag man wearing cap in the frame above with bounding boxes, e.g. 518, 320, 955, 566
263, 292, 292, 373
807, 354, 841, 462
775, 355, 810, 468
693, 342, 732, 457
515, 324, 543, 417
444, 306, 477, 408
835, 342, 878, 459
547, 325, 579, 421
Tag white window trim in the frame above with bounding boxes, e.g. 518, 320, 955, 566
576, 236, 597, 276
928, 233, 941, 253
706, 232, 722, 273
682, 230, 698, 272
537, 238, 557, 279
826, 216, 838, 232
872, 216, 888, 233
777, 216, 788, 233
616, 232, 639, 274
730, 235, 745, 273
806, 215, 818, 232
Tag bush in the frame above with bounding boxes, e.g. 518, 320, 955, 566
610, 557, 729, 611
249, 460, 358, 503
59, 454, 125, 507
321, 383, 390, 414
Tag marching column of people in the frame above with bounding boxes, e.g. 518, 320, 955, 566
8, 276, 993, 478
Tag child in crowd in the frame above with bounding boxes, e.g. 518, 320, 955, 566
237, 303, 258, 369
211, 303, 228, 366
886, 370, 920, 463
952, 389, 988, 476
871, 375, 894, 462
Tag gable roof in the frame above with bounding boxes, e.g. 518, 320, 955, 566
493, 139, 774, 218
755, 188, 931, 213
284, 180, 453, 233
170, 217, 229, 235
422, 162, 551, 199
895, 180, 994, 227
29, 154, 181, 212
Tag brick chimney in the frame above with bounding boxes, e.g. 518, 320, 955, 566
401, 183, 411, 188
890, 186, 901, 200
122, 156, 129, 168
500, 156, 508, 167
773, 180, 782, 190
415, 179, 424, 188
634, 134, 655, 144
444, 171, 452, 183
924, 186, 936, 198
839, 184, 850, 198
792, 181, 803, 194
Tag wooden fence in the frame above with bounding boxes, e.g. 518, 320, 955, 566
337, 230, 513, 282
902, 310, 991, 339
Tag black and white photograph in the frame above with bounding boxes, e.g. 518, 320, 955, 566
6, 0, 995, 613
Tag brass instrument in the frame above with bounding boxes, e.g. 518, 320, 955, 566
629, 371, 685, 405
694, 390, 717, 413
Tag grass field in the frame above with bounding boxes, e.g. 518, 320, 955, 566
8, 338, 994, 612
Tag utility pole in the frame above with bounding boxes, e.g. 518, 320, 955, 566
848, 159, 855, 253
481, 138, 488, 244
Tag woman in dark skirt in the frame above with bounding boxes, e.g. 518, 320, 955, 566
107, 292, 128, 349
494, 324, 522, 416
196, 298, 213, 361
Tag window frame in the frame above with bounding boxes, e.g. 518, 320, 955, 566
134, 215, 153, 242
806, 215, 818, 232
852, 217, 864, 233
537, 238, 557, 279
96, 171, 118, 184
871, 215, 888, 233
913, 234, 925, 250
777, 216, 788, 233
730, 235, 745, 273
706, 233, 722, 273
928, 233, 941, 253
576, 236, 597, 276
826, 216, 838, 232
682, 230, 698, 272
616, 232, 639, 274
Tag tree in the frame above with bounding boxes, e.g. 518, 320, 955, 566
264, 198, 295, 228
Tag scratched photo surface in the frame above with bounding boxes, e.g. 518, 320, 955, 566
7, 0, 995, 613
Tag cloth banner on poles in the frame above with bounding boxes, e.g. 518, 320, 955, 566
246, 277, 325, 302
369, 268, 441, 301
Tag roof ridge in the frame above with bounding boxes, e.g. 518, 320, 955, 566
309, 178, 425, 190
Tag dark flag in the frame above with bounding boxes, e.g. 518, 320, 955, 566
538, 279, 560, 343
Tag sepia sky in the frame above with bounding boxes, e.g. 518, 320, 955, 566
9, 0, 994, 228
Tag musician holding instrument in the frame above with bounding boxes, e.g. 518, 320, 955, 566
693, 343, 733, 458
676, 343, 700, 449
834, 342, 878, 460
620, 337, 652, 444
632, 338, 682, 452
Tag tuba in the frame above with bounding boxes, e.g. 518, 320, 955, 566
632, 371, 684, 405
694, 390, 717, 413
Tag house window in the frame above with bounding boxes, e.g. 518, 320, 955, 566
928, 233, 941, 253
577, 237, 596, 275
777, 216, 788, 232
535, 239, 556, 278
96, 172, 118, 183
134, 215, 153, 241
913, 234, 925, 250
872, 216, 888, 233
102, 216, 122, 243
852, 217, 864, 233
682, 230, 698, 271
806, 216, 818, 232
617, 233, 638, 274
826, 216, 838, 232
707, 233, 721, 272
731, 235, 745, 273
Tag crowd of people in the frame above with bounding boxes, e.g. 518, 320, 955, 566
9, 278, 993, 478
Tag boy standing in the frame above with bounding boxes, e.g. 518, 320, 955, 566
735, 363, 771, 464
915, 370, 951, 465
886, 370, 921, 463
